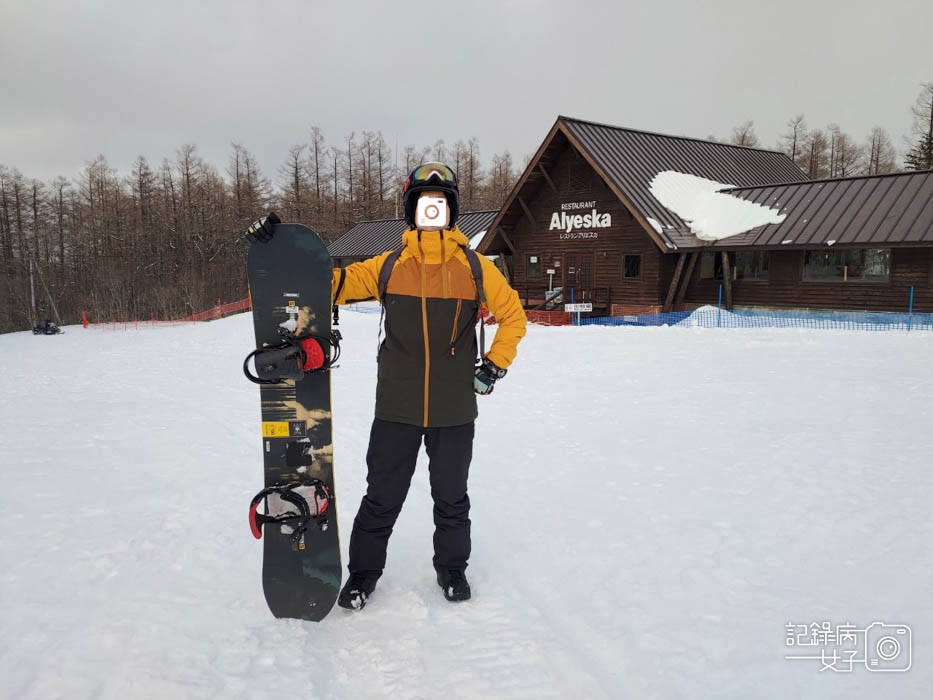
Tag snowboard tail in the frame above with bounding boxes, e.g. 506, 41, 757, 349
245, 220, 342, 621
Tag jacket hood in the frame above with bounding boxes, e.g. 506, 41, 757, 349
402, 227, 469, 263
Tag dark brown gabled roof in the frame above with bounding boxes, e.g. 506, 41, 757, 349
327, 210, 498, 258
678, 169, 933, 249
479, 116, 807, 254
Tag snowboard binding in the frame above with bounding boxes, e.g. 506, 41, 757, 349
243, 327, 342, 385
249, 480, 333, 549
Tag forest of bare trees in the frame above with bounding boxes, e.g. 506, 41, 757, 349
0, 131, 520, 333
2, 82, 931, 334
727, 116, 901, 179
728, 84, 933, 179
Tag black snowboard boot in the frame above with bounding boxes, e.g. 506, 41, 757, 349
436, 568, 471, 602
337, 572, 380, 610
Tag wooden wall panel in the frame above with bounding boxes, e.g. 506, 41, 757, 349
682, 248, 933, 313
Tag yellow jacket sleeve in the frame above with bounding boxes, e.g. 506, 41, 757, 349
477, 255, 527, 369
331, 251, 393, 304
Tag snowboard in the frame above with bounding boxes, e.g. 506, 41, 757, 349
245, 216, 342, 621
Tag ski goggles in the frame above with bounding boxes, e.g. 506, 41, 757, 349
404, 163, 457, 193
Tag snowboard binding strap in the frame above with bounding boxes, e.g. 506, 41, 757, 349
249, 481, 332, 546
243, 327, 342, 385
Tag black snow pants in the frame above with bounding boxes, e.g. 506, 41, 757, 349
348, 417, 474, 576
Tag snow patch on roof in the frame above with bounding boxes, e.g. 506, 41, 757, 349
648, 171, 787, 241
469, 230, 487, 250
646, 217, 664, 234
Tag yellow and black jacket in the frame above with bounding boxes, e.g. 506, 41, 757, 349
332, 226, 527, 428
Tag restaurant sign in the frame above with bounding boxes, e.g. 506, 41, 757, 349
549, 200, 612, 240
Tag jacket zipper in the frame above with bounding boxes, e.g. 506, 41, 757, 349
449, 298, 462, 356
418, 233, 430, 427
440, 232, 448, 299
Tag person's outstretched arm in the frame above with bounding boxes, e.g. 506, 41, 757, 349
331, 251, 394, 305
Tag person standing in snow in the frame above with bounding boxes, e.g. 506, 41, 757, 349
331, 162, 527, 609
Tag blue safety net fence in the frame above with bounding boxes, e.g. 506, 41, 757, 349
345, 302, 382, 314
576, 308, 933, 331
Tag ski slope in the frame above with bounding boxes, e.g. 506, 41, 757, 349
2, 310, 932, 699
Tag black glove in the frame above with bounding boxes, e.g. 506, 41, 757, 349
474, 357, 507, 395
245, 211, 281, 242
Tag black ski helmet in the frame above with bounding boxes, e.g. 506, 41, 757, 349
402, 162, 460, 229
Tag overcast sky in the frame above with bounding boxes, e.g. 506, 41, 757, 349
2, 0, 931, 182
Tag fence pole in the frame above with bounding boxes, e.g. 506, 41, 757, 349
718, 284, 722, 328
908, 285, 914, 332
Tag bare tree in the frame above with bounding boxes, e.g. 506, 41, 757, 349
451, 140, 467, 179
50, 176, 70, 273
343, 132, 355, 226
228, 143, 269, 225
0, 167, 13, 260
278, 144, 308, 221
307, 126, 326, 215
486, 151, 516, 208
331, 146, 340, 223
464, 137, 483, 209
827, 125, 863, 177
865, 127, 898, 175
401, 144, 431, 175
432, 139, 446, 163
374, 132, 392, 219
801, 128, 830, 179
778, 114, 808, 167
29, 178, 48, 262
730, 120, 760, 147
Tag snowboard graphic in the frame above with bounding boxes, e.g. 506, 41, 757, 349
245, 215, 341, 621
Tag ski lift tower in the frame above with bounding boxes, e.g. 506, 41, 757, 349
27, 251, 64, 331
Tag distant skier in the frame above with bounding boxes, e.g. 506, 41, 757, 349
331, 162, 527, 609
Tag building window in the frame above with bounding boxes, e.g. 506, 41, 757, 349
526, 253, 542, 278
803, 249, 890, 282
699, 252, 725, 280
734, 252, 769, 281
622, 254, 642, 279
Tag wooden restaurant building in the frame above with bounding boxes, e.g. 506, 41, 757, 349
476, 116, 933, 317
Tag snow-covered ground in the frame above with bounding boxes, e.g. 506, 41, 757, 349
2, 311, 932, 699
